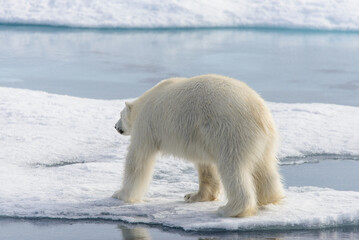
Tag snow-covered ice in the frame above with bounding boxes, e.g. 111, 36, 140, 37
1, 0, 359, 30
1, 87, 359, 231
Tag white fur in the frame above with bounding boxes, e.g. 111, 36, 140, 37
113, 74, 284, 217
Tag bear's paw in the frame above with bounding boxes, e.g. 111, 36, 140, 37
184, 192, 217, 203
112, 190, 141, 203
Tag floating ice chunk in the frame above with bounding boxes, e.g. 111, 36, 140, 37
1, 87, 359, 231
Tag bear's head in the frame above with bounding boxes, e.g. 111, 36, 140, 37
115, 102, 133, 136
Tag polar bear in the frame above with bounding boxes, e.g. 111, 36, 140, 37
113, 74, 284, 217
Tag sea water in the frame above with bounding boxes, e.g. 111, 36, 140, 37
1, 25, 359, 105
1, 25, 359, 239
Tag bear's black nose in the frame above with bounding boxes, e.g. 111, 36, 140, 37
119, 129, 124, 134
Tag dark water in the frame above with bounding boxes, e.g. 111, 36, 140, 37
1, 217, 359, 240
0, 25, 359, 106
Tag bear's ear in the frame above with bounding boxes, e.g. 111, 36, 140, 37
125, 102, 133, 112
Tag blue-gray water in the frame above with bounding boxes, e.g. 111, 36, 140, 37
0, 25, 359, 106
1, 25, 359, 239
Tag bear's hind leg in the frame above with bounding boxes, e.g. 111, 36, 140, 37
184, 163, 221, 202
253, 158, 285, 206
217, 159, 257, 217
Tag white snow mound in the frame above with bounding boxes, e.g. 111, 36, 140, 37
1, 0, 359, 30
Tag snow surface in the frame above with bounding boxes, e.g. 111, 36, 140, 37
1, 87, 359, 231
1, 0, 359, 30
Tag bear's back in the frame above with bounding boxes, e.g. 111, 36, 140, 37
147, 74, 253, 102
136, 74, 273, 135
150, 74, 266, 118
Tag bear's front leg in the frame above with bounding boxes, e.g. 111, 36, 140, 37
184, 163, 221, 202
112, 144, 157, 203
